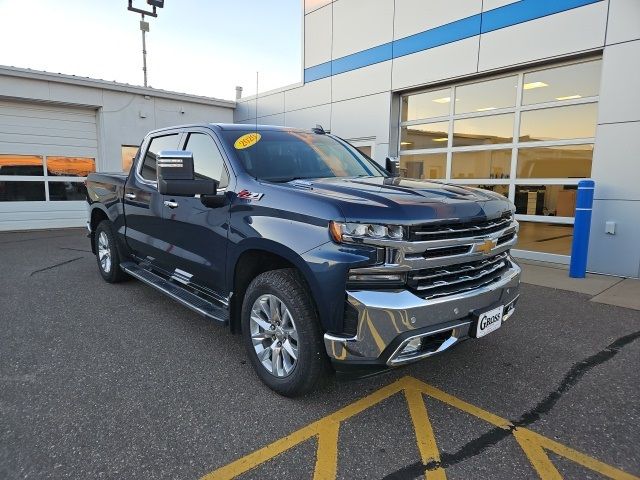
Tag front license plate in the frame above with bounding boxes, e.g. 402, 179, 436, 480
475, 305, 504, 338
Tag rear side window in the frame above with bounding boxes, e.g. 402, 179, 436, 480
140, 134, 180, 181
184, 132, 229, 188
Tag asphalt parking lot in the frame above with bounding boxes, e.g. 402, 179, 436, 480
1, 228, 639, 479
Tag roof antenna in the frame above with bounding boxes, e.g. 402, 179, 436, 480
255, 71, 259, 135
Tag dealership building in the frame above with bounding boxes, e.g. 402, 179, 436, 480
0, 66, 234, 230
1, 0, 639, 279
234, 0, 640, 278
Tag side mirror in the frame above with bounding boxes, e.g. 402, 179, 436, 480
385, 157, 399, 176
157, 150, 217, 196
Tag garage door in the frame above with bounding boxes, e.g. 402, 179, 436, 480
0, 99, 98, 231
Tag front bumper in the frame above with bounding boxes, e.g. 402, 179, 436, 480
324, 259, 521, 367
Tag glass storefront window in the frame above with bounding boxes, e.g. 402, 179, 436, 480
400, 122, 449, 150
47, 157, 95, 177
519, 104, 597, 142
451, 149, 511, 179
48, 181, 86, 201
0, 155, 44, 176
514, 185, 577, 217
515, 221, 573, 255
399, 153, 447, 179
121, 146, 138, 172
517, 144, 593, 179
455, 76, 517, 114
401, 88, 451, 122
399, 58, 601, 258
452, 113, 514, 147
523, 60, 602, 105
0, 181, 46, 201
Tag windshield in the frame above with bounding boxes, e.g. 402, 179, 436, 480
221, 129, 387, 182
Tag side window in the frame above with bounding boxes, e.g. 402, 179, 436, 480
184, 133, 229, 188
140, 133, 180, 181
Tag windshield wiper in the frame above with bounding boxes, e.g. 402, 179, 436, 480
267, 176, 313, 183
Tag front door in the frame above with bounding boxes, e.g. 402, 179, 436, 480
160, 129, 232, 297
124, 131, 182, 274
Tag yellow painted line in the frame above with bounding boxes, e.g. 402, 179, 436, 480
525, 429, 640, 480
201, 376, 640, 480
407, 376, 513, 429
313, 421, 340, 480
404, 387, 447, 480
513, 429, 563, 480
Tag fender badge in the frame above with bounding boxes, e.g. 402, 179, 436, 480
237, 189, 264, 201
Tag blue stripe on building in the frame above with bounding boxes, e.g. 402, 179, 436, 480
303, 0, 602, 83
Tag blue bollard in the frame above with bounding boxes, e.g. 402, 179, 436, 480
569, 179, 595, 278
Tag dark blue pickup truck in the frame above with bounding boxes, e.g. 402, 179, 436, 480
86, 124, 521, 396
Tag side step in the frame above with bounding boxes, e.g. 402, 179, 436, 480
121, 262, 229, 324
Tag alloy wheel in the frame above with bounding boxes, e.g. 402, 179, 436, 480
249, 294, 299, 377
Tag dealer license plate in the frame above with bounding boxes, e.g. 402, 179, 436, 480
475, 305, 504, 338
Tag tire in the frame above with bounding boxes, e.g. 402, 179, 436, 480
241, 268, 330, 397
94, 220, 128, 283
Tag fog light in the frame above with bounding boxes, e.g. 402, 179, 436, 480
401, 337, 422, 355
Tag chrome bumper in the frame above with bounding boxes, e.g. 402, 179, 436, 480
324, 260, 521, 365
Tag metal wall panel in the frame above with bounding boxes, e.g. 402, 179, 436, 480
331, 0, 394, 59
598, 40, 640, 125
304, 5, 333, 68
394, 0, 482, 40
478, 2, 607, 72
392, 37, 480, 90
331, 61, 391, 103
606, 0, 640, 45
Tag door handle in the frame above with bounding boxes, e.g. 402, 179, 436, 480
125, 192, 136, 200
163, 200, 179, 209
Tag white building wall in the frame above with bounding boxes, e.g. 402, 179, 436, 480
235, 0, 639, 277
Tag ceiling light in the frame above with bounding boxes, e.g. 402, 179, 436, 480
523, 81, 548, 90
476, 107, 497, 112
400, 141, 412, 146
432, 97, 451, 103
556, 94, 582, 100
432, 137, 448, 142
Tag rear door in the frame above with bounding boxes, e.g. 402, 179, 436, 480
160, 128, 232, 296
123, 130, 182, 273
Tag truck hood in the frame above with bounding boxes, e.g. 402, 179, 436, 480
285, 176, 512, 224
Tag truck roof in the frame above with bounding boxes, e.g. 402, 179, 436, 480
147, 123, 310, 136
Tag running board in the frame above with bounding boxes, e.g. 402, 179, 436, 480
121, 262, 229, 324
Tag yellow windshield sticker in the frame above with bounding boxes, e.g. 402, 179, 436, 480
234, 132, 261, 150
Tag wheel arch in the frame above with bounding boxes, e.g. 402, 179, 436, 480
228, 241, 322, 335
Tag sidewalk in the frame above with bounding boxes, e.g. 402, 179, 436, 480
518, 259, 640, 310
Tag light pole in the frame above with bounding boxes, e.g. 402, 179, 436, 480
127, 1, 165, 87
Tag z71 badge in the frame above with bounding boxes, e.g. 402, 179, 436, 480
237, 189, 264, 201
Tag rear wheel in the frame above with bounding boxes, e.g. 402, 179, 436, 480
241, 269, 329, 396
94, 220, 128, 283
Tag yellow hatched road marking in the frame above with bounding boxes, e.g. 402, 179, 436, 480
201, 376, 640, 480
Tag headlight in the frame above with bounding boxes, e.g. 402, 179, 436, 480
329, 221, 406, 243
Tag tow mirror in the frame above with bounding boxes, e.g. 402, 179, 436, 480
157, 150, 217, 196
385, 156, 400, 176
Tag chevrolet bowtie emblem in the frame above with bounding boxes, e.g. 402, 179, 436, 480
475, 239, 497, 254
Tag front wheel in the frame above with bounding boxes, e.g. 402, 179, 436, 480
241, 269, 330, 397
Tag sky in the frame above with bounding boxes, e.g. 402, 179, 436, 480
0, 0, 302, 100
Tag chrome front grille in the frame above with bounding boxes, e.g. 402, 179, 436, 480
406, 252, 510, 299
409, 212, 514, 241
